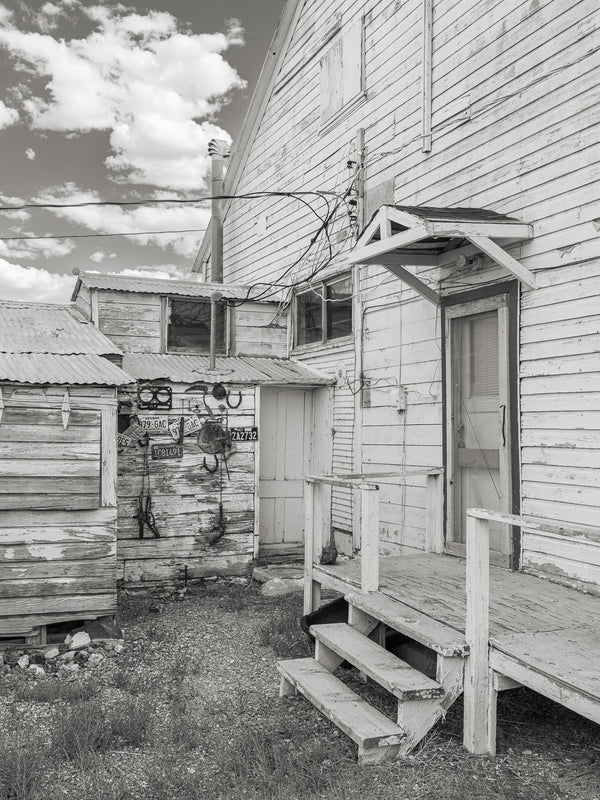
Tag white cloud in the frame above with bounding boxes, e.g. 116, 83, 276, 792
0, 100, 19, 129
0, 260, 192, 303
0, 7, 245, 189
36, 184, 210, 258
25, 147, 35, 160
0, 234, 75, 261
0, 259, 75, 302
89, 251, 105, 262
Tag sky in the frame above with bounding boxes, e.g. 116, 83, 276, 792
0, 0, 287, 302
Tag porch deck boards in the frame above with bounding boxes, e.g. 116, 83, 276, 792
314, 554, 600, 703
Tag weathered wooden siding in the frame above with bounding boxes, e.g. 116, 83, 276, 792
74, 283, 92, 321
0, 385, 118, 637
232, 301, 288, 357
96, 290, 162, 353
218, 0, 600, 579
116, 383, 256, 583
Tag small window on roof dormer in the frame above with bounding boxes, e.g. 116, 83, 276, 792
167, 297, 226, 354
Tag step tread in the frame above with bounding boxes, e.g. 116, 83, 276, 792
346, 592, 468, 657
277, 657, 405, 749
311, 623, 444, 700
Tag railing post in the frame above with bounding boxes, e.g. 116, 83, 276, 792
463, 510, 492, 754
425, 471, 444, 553
360, 485, 379, 593
303, 479, 321, 615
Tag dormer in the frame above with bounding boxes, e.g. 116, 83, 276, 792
71, 272, 288, 358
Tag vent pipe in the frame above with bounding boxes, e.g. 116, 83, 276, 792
208, 139, 229, 283
209, 291, 223, 371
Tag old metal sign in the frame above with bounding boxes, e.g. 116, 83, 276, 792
169, 414, 203, 441
151, 443, 184, 460
117, 433, 133, 449
119, 421, 145, 448
137, 415, 169, 432
230, 426, 258, 442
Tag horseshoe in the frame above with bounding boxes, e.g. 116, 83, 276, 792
226, 390, 242, 409
202, 455, 219, 473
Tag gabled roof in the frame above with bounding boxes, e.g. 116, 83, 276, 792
0, 301, 131, 386
72, 271, 258, 301
122, 353, 333, 386
192, 0, 304, 273
349, 205, 535, 302
0, 301, 121, 355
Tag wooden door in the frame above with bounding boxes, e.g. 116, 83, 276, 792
445, 295, 512, 566
258, 387, 312, 554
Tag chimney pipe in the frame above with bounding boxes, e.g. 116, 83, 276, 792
209, 290, 224, 371
208, 138, 229, 283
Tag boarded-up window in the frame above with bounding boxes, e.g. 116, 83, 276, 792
320, 17, 364, 124
0, 404, 101, 510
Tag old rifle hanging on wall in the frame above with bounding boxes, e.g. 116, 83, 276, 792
135, 436, 161, 538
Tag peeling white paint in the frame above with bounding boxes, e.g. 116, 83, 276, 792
4, 548, 15, 560
27, 544, 66, 560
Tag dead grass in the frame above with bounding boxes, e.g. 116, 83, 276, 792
0, 583, 599, 800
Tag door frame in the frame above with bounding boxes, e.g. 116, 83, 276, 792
255, 385, 333, 558
441, 281, 521, 568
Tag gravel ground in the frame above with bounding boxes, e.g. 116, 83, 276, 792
1, 579, 600, 800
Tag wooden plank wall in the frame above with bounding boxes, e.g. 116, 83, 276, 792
97, 290, 162, 353
232, 300, 288, 357
117, 383, 256, 583
0, 385, 118, 636
218, 0, 600, 582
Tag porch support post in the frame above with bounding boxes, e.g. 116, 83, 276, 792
303, 479, 321, 614
360, 485, 379, 593
425, 471, 444, 553
463, 511, 492, 754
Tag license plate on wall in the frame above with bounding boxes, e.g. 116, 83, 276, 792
230, 426, 258, 442
151, 444, 184, 460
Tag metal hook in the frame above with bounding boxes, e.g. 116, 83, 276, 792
226, 390, 242, 409
202, 454, 219, 473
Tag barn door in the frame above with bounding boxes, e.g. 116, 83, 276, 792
445, 295, 512, 566
258, 387, 313, 556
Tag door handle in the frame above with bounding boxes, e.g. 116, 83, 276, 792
499, 405, 506, 447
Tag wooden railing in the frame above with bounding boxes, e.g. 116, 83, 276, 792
304, 468, 444, 615
463, 507, 598, 755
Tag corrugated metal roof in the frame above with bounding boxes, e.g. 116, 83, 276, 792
388, 205, 522, 224
0, 353, 133, 386
122, 353, 334, 386
0, 301, 121, 356
73, 272, 267, 301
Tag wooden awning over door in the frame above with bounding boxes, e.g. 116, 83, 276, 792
348, 205, 535, 303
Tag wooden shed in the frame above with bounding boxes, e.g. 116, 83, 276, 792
71, 273, 333, 584
0, 301, 132, 644
191, 0, 600, 761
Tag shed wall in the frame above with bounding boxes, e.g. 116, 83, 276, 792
116, 383, 256, 583
0, 385, 118, 637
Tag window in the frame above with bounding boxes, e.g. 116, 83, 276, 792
167, 298, 226, 354
295, 275, 353, 348
320, 16, 365, 125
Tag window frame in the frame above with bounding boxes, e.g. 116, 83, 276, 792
319, 15, 366, 133
293, 273, 353, 352
161, 295, 229, 355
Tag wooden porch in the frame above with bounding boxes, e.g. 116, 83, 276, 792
277, 473, 600, 763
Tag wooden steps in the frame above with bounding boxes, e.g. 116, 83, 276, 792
278, 592, 468, 764
346, 592, 468, 657
277, 658, 405, 764
310, 623, 444, 700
